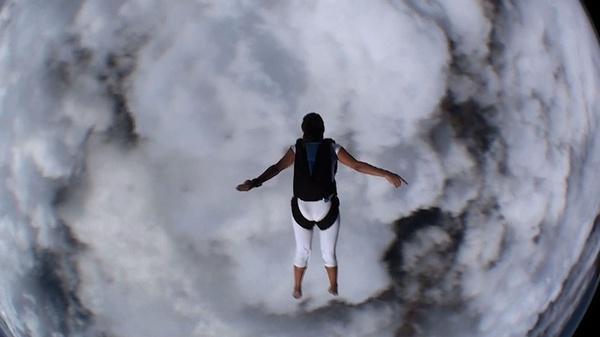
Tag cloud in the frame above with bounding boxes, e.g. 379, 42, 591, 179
0, 0, 599, 337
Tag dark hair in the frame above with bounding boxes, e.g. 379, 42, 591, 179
301, 112, 325, 141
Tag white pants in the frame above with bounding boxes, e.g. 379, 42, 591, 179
292, 198, 340, 268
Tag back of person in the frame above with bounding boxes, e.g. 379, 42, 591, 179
292, 138, 339, 202
236, 112, 406, 299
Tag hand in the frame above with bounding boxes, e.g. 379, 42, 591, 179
385, 172, 407, 188
236, 180, 254, 192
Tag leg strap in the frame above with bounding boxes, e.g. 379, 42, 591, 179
291, 196, 339, 230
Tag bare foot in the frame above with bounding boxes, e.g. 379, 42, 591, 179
293, 287, 302, 299
328, 284, 338, 296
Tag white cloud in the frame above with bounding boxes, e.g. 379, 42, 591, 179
0, 0, 599, 337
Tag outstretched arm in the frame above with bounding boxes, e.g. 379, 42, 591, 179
236, 148, 295, 191
337, 147, 407, 188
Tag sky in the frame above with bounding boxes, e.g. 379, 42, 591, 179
1, 1, 600, 337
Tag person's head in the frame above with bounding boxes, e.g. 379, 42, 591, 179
301, 112, 325, 141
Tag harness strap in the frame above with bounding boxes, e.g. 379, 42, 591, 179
291, 196, 339, 230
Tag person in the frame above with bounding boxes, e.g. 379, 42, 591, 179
236, 112, 407, 299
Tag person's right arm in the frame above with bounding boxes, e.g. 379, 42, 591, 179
337, 147, 407, 188
236, 148, 295, 191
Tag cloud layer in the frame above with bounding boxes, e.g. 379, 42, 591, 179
1, 1, 599, 337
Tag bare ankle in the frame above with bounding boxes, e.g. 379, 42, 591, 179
293, 287, 302, 299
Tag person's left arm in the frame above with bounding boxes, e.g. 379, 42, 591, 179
236, 148, 295, 191
337, 146, 407, 187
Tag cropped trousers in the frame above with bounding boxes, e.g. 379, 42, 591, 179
292, 198, 340, 268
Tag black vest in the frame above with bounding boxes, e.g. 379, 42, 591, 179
291, 138, 339, 230
293, 138, 337, 201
